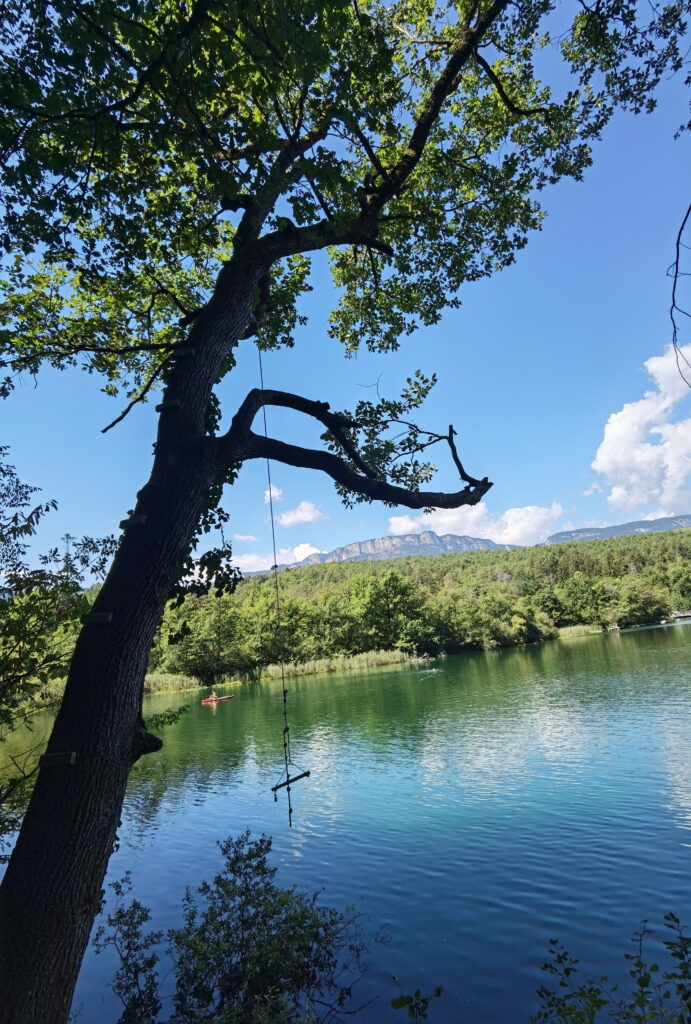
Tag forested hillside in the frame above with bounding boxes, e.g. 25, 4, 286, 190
151, 530, 691, 684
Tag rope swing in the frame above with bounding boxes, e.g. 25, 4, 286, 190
257, 348, 311, 826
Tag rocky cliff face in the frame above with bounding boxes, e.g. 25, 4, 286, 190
283, 530, 516, 570
545, 514, 691, 545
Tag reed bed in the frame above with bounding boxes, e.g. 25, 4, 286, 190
259, 649, 419, 680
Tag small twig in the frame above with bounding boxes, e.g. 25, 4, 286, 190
147, 273, 196, 319
101, 361, 169, 433
669, 202, 691, 388
366, 246, 381, 291
305, 175, 334, 220
350, 124, 391, 183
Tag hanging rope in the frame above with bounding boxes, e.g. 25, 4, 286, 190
257, 348, 310, 826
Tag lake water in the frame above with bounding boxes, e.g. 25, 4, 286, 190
65, 624, 691, 1020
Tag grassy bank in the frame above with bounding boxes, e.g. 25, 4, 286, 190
557, 624, 602, 639
144, 649, 419, 695
143, 672, 205, 695
259, 648, 420, 679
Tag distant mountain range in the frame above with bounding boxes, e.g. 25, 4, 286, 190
249, 515, 691, 575
544, 514, 691, 544
261, 530, 516, 574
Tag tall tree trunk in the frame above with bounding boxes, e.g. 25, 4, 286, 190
0, 261, 260, 1024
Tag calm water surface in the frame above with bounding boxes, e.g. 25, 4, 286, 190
70, 625, 691, 1022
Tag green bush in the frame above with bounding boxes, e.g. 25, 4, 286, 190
95, 831, 367, 1024
533, 916, 691, 1023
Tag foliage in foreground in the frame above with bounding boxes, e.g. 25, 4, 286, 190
97, 836, 691, 1024
94, 831, 368, 1024
0, 449, 114, 851
533, 915, 691, 1024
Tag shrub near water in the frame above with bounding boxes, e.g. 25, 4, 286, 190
533, 916, 691, 1024
97, 831, 691, 1024
95, 832, 367, 1024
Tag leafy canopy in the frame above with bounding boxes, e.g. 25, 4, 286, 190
1, 0, 687, 400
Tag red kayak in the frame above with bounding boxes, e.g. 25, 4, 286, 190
201, 695, 235, 705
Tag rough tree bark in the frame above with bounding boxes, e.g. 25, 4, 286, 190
0, 259, 262, 1023
0, 248, 489, 1022
0, 5, 509, 1017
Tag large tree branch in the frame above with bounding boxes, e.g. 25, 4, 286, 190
253, 216, 393, 264
234, 114, 337, 248
228, 387, 380, 479
217, 388, 492, 507
366, 0, 511, 212
224, 387, 358, 439
244, 1, 511, 263
235, 431, 491, 508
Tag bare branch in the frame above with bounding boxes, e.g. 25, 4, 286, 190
669, 202, 691, 388
224, 388, 357, 441
446, 425, 483, 487
237, 431, 491, 508
218, 388, 491, 507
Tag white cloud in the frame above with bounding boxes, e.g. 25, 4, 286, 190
592, 344, 691, 516
263, 484, 283, 504
292, 542, 322, 561
277, 500, 326, 527
388, 501, 564, 547
233, 533, 257, 542
582, 482, 602, 497
234, 543, 323, 573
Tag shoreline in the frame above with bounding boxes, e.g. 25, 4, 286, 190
142, 619, 691, 697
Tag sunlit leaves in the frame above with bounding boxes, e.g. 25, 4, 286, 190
321, 370, 444, 503
0, 0, 687, 395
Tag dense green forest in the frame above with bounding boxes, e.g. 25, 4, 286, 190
150, 530, 691, 685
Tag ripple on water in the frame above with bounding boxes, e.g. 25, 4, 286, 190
70, 627, 691, 1023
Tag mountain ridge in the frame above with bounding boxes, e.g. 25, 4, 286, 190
244, 514, 691, 575
290, 529, 517, 568
544, 514, 691, 544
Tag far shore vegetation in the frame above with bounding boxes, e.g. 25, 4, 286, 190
143, 650, 418, 695
14, 529, 691, 706
147, 529, 691, 690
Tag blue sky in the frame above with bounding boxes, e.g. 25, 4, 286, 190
2, 79, 690, 572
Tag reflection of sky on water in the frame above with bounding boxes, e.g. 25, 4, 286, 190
69, 625, 691, 1024
660, 714, 691, 843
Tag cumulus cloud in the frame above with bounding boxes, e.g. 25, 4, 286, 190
388, 501, 564, 547
233, 533, 257, 542
292, 542, 323, 561
263, 484, 283, 504
234, 542, 323, 573
277, 500, 326, 527
592, 343, 691, 515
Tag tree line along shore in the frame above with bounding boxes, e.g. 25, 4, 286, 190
143, 529, 691, 691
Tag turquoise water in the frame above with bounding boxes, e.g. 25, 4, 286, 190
72, 624, 691, 1021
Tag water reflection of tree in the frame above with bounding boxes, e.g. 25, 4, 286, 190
123, 627, 691, 835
